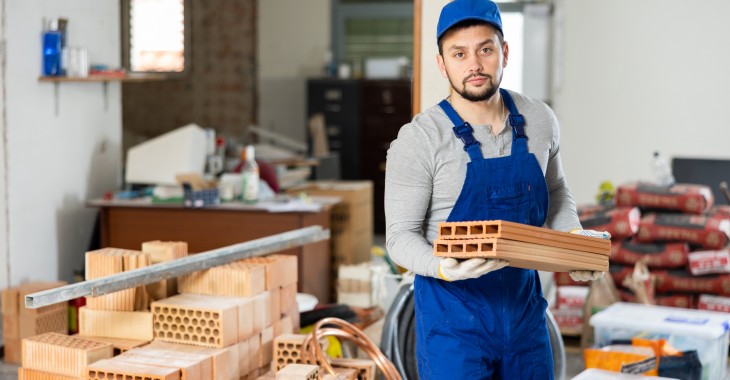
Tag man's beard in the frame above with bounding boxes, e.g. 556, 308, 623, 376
451, 73, 501, 102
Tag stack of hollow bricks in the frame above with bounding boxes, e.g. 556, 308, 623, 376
79, 247, 155, 344
1, 281, 68, 364
82, 251, 300, 380
434, 220, 611, 272
270, 334, 375, 380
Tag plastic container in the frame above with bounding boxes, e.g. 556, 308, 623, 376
42, 30, 62, 76
590, 302, 730, 380
572, 368, 679, 380
651, 151, 675, 187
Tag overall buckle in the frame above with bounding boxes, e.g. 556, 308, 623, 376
509, 114, 527, 139
453, 123, 481, 151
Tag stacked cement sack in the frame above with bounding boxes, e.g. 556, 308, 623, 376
564, 182, 730, 312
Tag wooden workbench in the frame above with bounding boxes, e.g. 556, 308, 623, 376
87, 198, 336, 303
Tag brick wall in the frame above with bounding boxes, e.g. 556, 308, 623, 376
122, 0, 257, 152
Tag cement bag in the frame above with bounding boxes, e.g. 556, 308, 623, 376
653, 269, 730, 296
636, 213, 730, 249
610, 240, 689, 268
688, 248, 730, 276
618, 290, 696, 309
579, 207, 641, 240
616, 182, 714, 214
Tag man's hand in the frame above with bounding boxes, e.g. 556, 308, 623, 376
438, 257, 509, 282
569, 228, 611, 282
569, 270, 605, 282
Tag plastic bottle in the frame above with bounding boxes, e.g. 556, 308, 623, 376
651, 151, 675, 187
42, 21, 62, 76
240, 145, 259, 203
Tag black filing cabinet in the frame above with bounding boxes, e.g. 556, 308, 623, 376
307, 79, 412, 233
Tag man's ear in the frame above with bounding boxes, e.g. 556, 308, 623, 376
436, 53, 448, 79
502, 40, 509, 68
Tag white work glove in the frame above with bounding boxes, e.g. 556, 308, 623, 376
438, 257, 509, 282
568, 229, 611, 282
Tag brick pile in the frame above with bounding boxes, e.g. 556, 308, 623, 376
79, 248, 155, 343
2, 282, 68, 363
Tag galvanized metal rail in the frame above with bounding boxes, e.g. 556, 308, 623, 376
25, 226, 330, 309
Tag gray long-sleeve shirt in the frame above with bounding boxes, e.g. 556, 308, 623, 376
384, 90, 582, 278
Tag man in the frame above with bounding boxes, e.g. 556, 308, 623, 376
384, 0, 609, 378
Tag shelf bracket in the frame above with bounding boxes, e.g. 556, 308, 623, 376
103, 81, 109, 111
54, 82, 60, 116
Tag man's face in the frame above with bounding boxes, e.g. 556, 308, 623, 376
437, 24, 508, 102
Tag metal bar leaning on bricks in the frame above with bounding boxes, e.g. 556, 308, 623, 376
25, 226, 330, 309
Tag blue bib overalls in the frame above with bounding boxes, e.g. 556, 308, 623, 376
414, 89, 554, 379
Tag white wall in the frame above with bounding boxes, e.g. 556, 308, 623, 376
554, 0, 730, 204
257, 0, 330, 144
4, 0, 121, 285
419, 1, 730, 205
0, 0, 8, 289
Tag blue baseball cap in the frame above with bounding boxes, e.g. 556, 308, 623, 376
437, 0, 503, 41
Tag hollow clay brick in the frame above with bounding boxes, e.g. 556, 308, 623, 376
143, 241, 188, 301
21, 333, 113, 378
272, 334, 306, 372
259, 326, 274, 368
179, 261, 266, 298
242, 255, 298, 289
4, 338, 21, 364
276, 364, 319, 380
19, 309, 68, 338
3, 314, 19, 339
280, 283, 298, 317
437, 220, 610, 254
75, 335, 149, 355
86, 359, 181, 380
17, 367, 79, 380
329, 358, 376, 380
152, 294, 244, 348
85, 248, 151, 311
133, 341, 238, 380
79, 306, 154, 340
2, 282, 68, 316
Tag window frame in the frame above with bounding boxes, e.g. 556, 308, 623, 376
120, 0, 192, 75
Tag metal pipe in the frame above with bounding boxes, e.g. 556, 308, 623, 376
25, 226, 329, 309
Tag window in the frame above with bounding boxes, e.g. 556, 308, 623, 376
121, 0, 191, 73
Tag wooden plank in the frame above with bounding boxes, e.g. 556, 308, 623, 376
25, 226, 329, 309
437, 220, 610, 255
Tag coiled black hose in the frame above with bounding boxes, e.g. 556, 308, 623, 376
381, 282, 566, 380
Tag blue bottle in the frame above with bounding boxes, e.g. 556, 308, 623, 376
42, 29, 62, 76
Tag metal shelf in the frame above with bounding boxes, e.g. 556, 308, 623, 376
38, 74, 168, 115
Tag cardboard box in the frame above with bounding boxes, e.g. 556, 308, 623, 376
287, 181, 373, 266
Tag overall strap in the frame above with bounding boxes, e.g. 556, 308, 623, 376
439, 99, 483, 161
499, 88, 528, 154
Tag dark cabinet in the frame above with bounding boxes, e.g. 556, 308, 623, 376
307, 79, 412, 233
